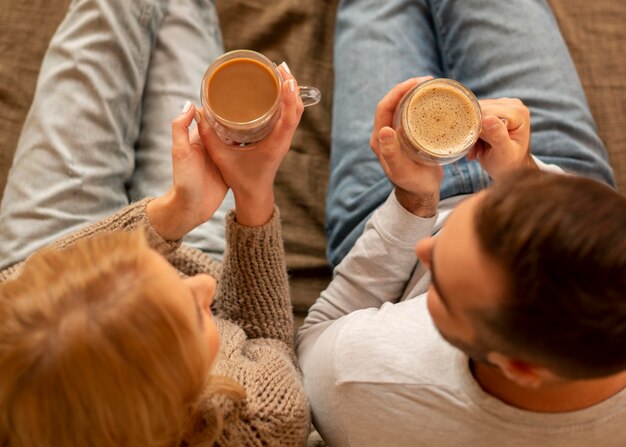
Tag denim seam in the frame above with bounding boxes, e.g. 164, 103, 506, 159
124, 0, 158, 147
430, 0, 451, 75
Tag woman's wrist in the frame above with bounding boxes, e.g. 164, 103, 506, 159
146, 190, 192, 241
233, 190, 275, 227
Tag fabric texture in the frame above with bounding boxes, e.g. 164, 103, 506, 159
0, 0, 625, 312
0, 199, 311, 446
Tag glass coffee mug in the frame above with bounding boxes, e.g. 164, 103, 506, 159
201, 49, 321, 147
393, 78, 482, 165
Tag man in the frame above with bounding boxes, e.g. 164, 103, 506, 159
296, 79, 626, 446
325, 0, 614, 268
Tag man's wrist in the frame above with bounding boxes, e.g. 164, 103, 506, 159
394, 187, 439, 218
525, 154, 539, 171
492, 154, 539, 182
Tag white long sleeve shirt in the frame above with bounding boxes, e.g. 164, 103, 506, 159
297, 162, 626, 447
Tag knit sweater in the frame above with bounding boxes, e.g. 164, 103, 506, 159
0, 198, 310, 447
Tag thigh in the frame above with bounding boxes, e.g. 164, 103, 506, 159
434, 0, 614, 185
328, 0, 442, 267
0, 0, 165, 269
129, 0, 231, 257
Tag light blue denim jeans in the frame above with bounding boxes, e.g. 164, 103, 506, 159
327, 0, 615, 267
0, 0, 233, 270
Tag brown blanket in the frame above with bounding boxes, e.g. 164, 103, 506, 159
1, 0, 625, 311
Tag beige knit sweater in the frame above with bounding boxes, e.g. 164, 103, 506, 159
0, 198, 310, 447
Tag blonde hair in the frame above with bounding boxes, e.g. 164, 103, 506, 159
0, 229, 242, 446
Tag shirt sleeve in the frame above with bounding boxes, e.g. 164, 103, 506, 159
533, 155, 566, 175
296, 190, 436, 368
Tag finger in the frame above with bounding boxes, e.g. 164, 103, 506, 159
285, 77, 305, 123
171, 101, 197, 158
479, 115, 511, 149
277, 61, 304, 122
269, 77, 303, 146
478, 98, 528, 131
188, 124, 204, 150
369, 127, 393, 177
278, 61, 294, 81
377, 126, 406, 177
195, 107, 222, 149
466, 140, 485, 161
466, 145, 477, 161
370, 76, 433, 149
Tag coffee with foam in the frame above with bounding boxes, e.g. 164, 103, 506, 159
394, 78, 482, 165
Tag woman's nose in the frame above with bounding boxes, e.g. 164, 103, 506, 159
187, 274, 217, 309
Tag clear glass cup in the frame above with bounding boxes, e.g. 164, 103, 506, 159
393, 78, 482, 165
201, 49, 321, 148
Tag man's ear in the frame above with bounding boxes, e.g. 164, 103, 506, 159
486, 352, 555, 388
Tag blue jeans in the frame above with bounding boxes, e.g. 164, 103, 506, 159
327, 0, 615, 267
0, 0, 233, 270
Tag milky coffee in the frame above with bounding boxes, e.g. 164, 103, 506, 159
394, 78, 481, 165
201, 49, 322, 147
201, 50, 283, 147
206, 57, 279, 123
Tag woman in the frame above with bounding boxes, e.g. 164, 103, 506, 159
0, 84, 309, 446
0, 0, 310, 444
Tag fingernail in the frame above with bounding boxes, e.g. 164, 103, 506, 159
280, 61, 292, 75
485, 117, 501, 130
379, 133, 392, 144
181, 100, 191, 114
288, 79, 295, 93
194, 110, 202, 124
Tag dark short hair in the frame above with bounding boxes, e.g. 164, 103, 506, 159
474, 169, 626, 379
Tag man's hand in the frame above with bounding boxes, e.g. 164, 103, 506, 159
370, 77, 443, 217
468, 98, 537, 182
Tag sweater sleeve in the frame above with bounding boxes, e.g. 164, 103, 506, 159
213, 207, 293, 346
0, 198, 181, 282
196, 320, 310, 447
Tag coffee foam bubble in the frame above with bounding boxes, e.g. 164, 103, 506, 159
406, 85, 479, 156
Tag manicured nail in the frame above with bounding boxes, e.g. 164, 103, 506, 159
181, 100, 191, 114
194, 110, 202, 124
280, 61, 292, 75
288, 79, 295, 93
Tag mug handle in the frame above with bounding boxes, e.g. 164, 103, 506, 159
298, 86, 321, 107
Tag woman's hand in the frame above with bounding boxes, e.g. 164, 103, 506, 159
197, 64, 305, 226
147, 103, 229, 241
370, 76, 443, 218
468, 98, 537, 182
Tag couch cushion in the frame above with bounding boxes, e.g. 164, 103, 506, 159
548, 0, 626, 191
0, 1, 71, 198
